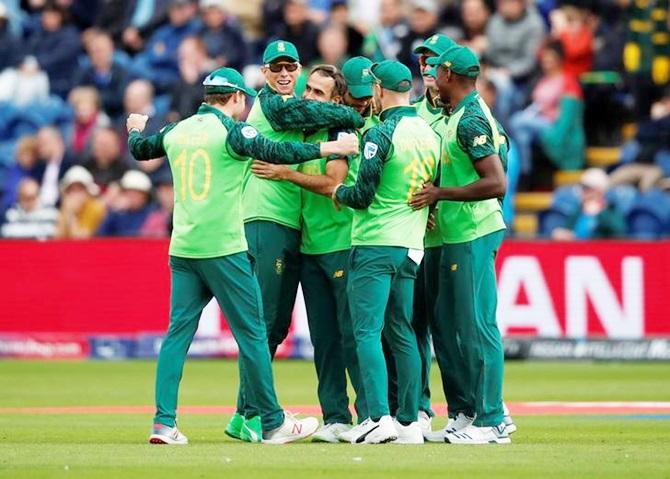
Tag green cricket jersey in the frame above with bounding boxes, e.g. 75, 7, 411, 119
435, 90, 508, 244
344, 114, 380, 187
299, 129, 352, 255
413, 92, 446, 249
336, 106, 440, 250
128, 103, 322, 258
242, 86, 365, 230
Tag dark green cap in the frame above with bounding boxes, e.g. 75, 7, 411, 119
413, 33, 456, 56
370, 60, 413, 93
263, 40, 300, 64
342, 56, 375, 99
426, 45, 481, 78
203, 67, 257, 97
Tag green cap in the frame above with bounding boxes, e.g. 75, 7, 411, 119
370, 60, 413, 93
342, 56, 375, 99
203, 67, 257, 97
413, 33, 456, 56
262, 40, 300, 64
426, 45, 481, 78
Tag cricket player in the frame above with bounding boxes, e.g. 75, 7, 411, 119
411, 46, 511, 444
127, 67, 358, 445
385, 33, 456, 436
250, 61, 380, 442
334, 60, 441, 444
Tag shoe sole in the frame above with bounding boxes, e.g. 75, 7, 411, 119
225, 429, 243, 441
445, 437, 511, 445
148, 435, 188, 445
505, 423, 517, 435
311, 435, 339, 443
363, 435, 398, 444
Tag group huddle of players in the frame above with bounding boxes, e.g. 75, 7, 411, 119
128, 33, 515, 446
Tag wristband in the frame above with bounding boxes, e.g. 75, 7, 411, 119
331, 183, 343, 202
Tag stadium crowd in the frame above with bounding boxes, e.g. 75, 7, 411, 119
0, 0, 668, 240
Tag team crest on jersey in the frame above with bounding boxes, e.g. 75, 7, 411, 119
333, 270, 345, 279
275, 258, 285, 275
364, 142, 378, 159
241, 126, 258, 139
473, 135, 488, 146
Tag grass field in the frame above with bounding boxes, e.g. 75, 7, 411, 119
2, 360, 670, 479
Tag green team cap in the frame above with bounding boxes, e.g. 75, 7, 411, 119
413, 33, 456, 56
263, 40, 300, 64
342, 56, 375, 99
370, 60, 413, 93
203, 67, 257, 97
426, 45, 481, 78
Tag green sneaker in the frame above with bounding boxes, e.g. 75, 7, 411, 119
240, 415, 263, 443
225, 412, 245, 440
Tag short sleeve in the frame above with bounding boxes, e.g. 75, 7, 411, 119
457, 114, 498, 162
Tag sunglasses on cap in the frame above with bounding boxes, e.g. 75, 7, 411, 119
266, 62, 300, 73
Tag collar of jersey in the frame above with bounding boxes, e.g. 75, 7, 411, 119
379, 105, 416, 122
451, 90, 480, 115
197, 103, 231, 124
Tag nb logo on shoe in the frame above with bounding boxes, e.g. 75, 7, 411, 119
291, 423, 303, 435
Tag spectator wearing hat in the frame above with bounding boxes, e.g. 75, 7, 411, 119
24, 1, 81, 98
55, 166, 106, 239
1, 178, 58, 239
552, 168, 625, 240
74, 30, 129, 121
96, 170, 154, 236
199, 0, 248, 71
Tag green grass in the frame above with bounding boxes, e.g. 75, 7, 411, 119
1, 360, 670, 479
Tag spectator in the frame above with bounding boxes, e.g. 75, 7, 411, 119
168, 36, 212, 122
82, 127, 128, 192
1, 135, 44, 212
36, 126, 75, 207
509, 40, 585, 175
94, 0, 169, 52
398, 0, 439, 77
140, 176, 173, 238
1, 177, 58, 239
329, 0, 364, 57
24, 1, 81, 98
117, 79, 166, 163
0, 3, 20, 71
130, 0, 201, 92
316, 24, 349, 68
610, 93, 670, 193
74, 30, 129, 120
275, 0, 322, 65
97, 170, 154, 237
484, 0, 546, 125
199, 0, 248, 71
550, 3, 594, 77
55, 165, 106, 239
552, 168, 625, 240
67, 86, 111, 161
0, 55, 49, 106
459, 0, 491, 57
362, 0, 409, 62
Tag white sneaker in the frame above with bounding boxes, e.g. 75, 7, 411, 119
149, 423, 188, 445
392, 419, 424, 444
445, 423, 511, 445
262, 412, 319, 445
342, 416, 398, 444
424, 412, 475, 442
503, 402, 516, 434
312, 423, 351, 443
418, 411, 432, 437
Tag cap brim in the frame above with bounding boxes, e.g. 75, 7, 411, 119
425, 56, 442, 66
348, 83, 373, 99
243, 86, 257, 97
413, 45, 440, 56
264, 54, 300, 64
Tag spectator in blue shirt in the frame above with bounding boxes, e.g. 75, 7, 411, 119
97, 170, 154, 237
199, 0, 248, 71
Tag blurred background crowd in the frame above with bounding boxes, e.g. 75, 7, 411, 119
0, 0, 668, 241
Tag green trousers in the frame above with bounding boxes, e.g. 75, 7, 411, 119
348, 246, 420, 424
386, 246, 440, 418
432, 230, 505, 427
155, 254, 284, 432
302, 250, 367, 424
236, 220, 301, 417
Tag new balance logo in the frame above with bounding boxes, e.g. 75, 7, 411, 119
473, 135, 488, 146
291, 423, 303, 435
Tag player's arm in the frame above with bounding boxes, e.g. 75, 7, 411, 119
252, 158, 349, 197
262, 93, 365, 131
225, 119, 358, 164
126, 114, 175, 161
334, 126, 392, 209
410, 115, 506, 208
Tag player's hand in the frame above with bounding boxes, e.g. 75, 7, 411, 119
251, 160, 289, 180
410, 182, 441, 209
126, 113, 149, 133
331, 133, 359, 156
